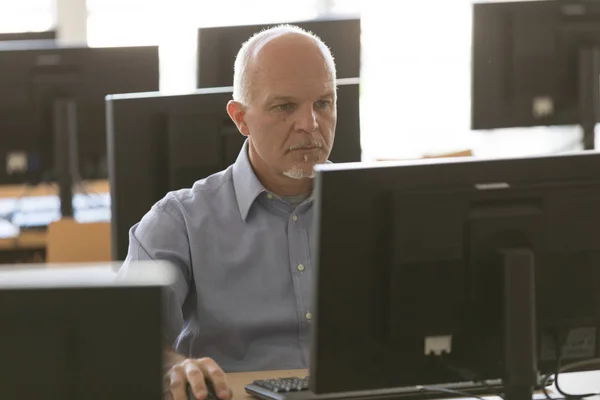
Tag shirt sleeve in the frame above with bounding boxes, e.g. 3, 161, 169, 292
116, 200, 192, 349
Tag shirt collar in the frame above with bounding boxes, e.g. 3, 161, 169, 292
232, 140, 266, 222
232, 139, 333, 221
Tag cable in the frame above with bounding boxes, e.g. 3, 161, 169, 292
549, 329, 600, 400
554, 358, 600, 400
558, 358, 600, 374
416, 384, 489, 400
541, 373, 554, 400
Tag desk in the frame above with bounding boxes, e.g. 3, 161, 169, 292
0, 179, 109, 198
227, 369, 600, 399
0, 230, 46, 250
0, 180, 110, 255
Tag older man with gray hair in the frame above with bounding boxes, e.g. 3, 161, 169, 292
118, 24, 338, 400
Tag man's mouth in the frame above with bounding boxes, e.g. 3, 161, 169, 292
291, 146, 320, 151
288, 142, 324, 152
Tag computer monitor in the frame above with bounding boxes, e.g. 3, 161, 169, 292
311, 152, 600, 399
0, 262, 174, 399
471, 0, 600, 150
0, 30, 56, 42
0, 42, 159, 217
106, 79, 361, 261
197, 17, 361, 88
0, 40, 159, 216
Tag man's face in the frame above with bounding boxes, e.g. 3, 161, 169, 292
241, 38, 337, 179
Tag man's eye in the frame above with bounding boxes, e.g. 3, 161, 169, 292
315, 100, 332, 109
276, 103, 295, 111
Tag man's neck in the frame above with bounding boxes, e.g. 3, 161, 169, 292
248, 146, 313, 197
255, 166, 313, 197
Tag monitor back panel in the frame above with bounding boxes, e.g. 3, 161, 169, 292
198, 18, 361, 88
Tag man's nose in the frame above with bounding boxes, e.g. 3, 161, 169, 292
296, 105, 318, 133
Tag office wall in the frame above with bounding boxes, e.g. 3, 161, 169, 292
56, 0, 87, 43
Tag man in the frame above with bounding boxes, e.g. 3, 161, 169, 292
118, 24, 337, 400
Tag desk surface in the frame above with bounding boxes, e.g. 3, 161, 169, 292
0, 179, 109, 199
0, 230, 47, 250
0, 180, 110, 251
227, 369, 600, 399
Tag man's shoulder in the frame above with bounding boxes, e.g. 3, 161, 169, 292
153, 166, 236, 219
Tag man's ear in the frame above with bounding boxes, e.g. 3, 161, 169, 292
226, 100, 250, 137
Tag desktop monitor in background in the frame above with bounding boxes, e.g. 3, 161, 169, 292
0, 262, 173, 399
0, 41, 159, 185
106, 79, 361, 261
197, 17, 361, 88
472, 0, 600, 150
0, 30, 56, 42
0, 41, 159, 216
311, 153, 600, 399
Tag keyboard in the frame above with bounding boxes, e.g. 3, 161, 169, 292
245, 377, 310, 399
245, 376, 557, 400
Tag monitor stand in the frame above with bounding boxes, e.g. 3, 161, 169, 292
501, 248, 538, 400
578, 47, 600, 150
52, 98, 80, 218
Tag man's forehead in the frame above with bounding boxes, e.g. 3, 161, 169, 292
250, 31, 315, 58
252, 63, 335, 90
260, 79, 336, 100
249, 34, 334, 78
243, 32, 336, 104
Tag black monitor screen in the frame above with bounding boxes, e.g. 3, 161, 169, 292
198, 17, 361, 88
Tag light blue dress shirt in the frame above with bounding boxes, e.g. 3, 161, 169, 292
118, 141, 316, 372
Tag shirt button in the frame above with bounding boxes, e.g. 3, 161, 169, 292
305, 312, 312, 320
292, 215, 298, 222
267, 193, 274, 200
297, 264, 305, 272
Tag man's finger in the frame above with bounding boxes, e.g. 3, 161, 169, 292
184, 359, 208, 400
196, 357, 232, 400
169, 364, 188, 400
163, 375, 174, 400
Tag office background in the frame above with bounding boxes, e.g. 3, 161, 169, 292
2, 3, 600, 397
2, 0, 586, 162
0, 0, 592, 264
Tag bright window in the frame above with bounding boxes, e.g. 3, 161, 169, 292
86, 0, 322, 92
0, 0, 55, 33
86, 0, 321, 47
86, 0, 161, 47
359, 1, 472, 160
359, 0, 580, 161
328, 0, 364, 15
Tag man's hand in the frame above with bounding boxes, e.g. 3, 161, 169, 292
164, 357, 233, 400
